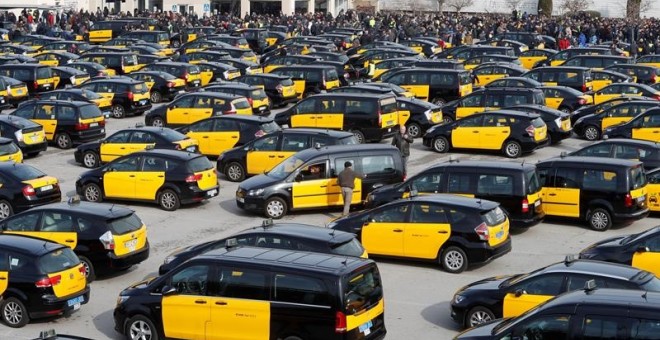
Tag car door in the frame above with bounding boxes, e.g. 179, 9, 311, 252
103, 155, 140, 198
189, 96, 215, 124
473, 67, 495, 87
645, 170, 660, 211
133, 155, 166, 200
166, 95, 196, 126
401, 72, 430, 100
32, 103, 58, 141
503, 273, 565, 318
0, 251, 7, 296
99, 131, 132, 163
455, 93, 485, 120
632, 233, 660, 277
1, 212, 43, 240
317, 97, 344, 129
361, 202, 409, 257
480, 115, 510, 150
404, 203, 450, 259
127, 130, 157, 154
38, 210, 77, 249
451, 115, 483, 149
292, 160, 332, 209
187, 119, 235, 157
91, 82, 115, 101
289, 98, 318, 128
246, 134, 280, 175
539, 167, 581, 218
632, 111, 660, 142
161, 264, 211, 340
543, 88, 563, 109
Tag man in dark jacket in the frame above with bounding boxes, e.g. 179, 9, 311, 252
391, 124, 413, 173
337, 161, 365, 216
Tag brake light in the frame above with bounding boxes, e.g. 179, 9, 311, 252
378, 110, 383, 125
254, 129, 265, 138
167, 81, 174, 88
35, 275, 61, 288
335, 311, 347, 333
578, 98, 586, 105
33, 81, 38, 89
75, 122, 89, 131
342, 41, 347, 48
97, 71, 106, 77
127, 91, 134, 100
78, 265, 86, 275
276, 84, 283, 94
651, 73, 656, 83
99, 120, 106, 127
99, 230, 115, 250
185, 173, 203, 183
582, 84, 587, 92
654, 94, 660, 101
22, 185, 35, 197
525, 125, 535, 137
522, 198, 529, 213
183, 71, 189, 80
624, 193, 634, 207
475, 222, 489, 241
247, 97, 253, 106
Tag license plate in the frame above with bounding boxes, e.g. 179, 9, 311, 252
359, 320, 373, 335
67, 295, 84, 307
207, 189, 218, 197
140, 99, 147, 105
124, 239, 138, 252
179, 90, 185, 93
44, 84, 50, 88
41, 185, 53, 191
535, 200, 541, 207
17, 90, 23, 95
103, 111, 111, 118
637, 195, 646, 203
237, 196, 244, 203
496, 231, 504, 239
31, 135, 39, 142
90, 122, 98, 127
259, 106, 266, 111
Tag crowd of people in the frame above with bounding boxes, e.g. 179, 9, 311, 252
3, 6, 660, 55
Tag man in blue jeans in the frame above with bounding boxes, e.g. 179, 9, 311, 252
337, 161, 365, 215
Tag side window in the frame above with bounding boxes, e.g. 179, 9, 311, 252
642, 113, 660, 128
555, 168, 580, 188
370, 203, 409, 223
252, 135, 278, 151
272, 273, 330, 305
320, 99, 342, 113
2, 213, 41, 231
189, 119, 214, 132
575, 144, 611, 157
57, 106, 77, 121
40, 212, 74, 232
361, 155, 395, 175
447, 173, 472, 193
294, 99, 316, 114
142, 156, 168, 172
311, 136, 330, 147
558, 72, 579, 84
541, 72, 558, 83
647, 171, 660, 185
566, 275, 609, 291
106, 131, 131, 143
13, 104, 35, 119
383, 73, 404, 84
526, 71, 540, 81
485, 94, 502, 107
458, 115, 483, 127
511, 315, 570, 340
108, 156, 140, 172
298, 162, 327, 181
515, 274, 565, 295
217, 268, 269, 300
461, 94, 484, 107
410, 203, 448, 223
130, 131, 156, 144
503, 94, 528, 107
614, 145, 643, 159
35, 105, 55, 120
345, 100, 374, 115
0, 250, 7, 272
410, 173, 442, 193
169, 265, 209, 296
195, 96, 213, 109
630, 318, 660, 339
582, 169, 617, 191
281, 134, 309, 152
77, 217, 94, 233
172, 95, 195, 108
477, 175, 513, 195
214, 119, 236, 132
642, 234, 660, 252
581, 315, 625, 340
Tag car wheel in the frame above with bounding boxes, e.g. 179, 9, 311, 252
0, 200, 13, 220
150, 91, 163, 104
584, 125, 601, 141
432, 136, 449, 153
440, 246, 467, 273
264, 197, 287, 219
283, 336, 303, 340
432, 97, 446, 107
158, 189, 180, 211
126, 314, 159, 340
55, 133, 72, 149
466, 306, 495, 328
112, 105, 126, 119
83, 183, 103, 202
82, 151, 99, 168
1, 297, 29, 328
79, 256, 96, 282
589, 208, 612, 231
503, 140, 522, 158
225, 162, 245, 182
406, 123, 422, 138
559, 106, 572, 114
150, 116, 164, 127
441, 115, 453, 124
351, 130, 365, 144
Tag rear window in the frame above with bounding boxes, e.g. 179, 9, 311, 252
279, 78, 293, 86
159, 72, 177, 81
79, 104, 103, 120
188, 65, 201, 75
481, 206, 506, 226
123, 55, 138, 66
459, 72, 472, 85
36, 67, 52, 79
331, 238, 364, 257
532, 117, 545, 128
630, 165, 647, 190
326, 69, 339, 81
38, 248, 80, 273
158, 33, 169, 41
260, 121, 280, 133
0, 142, 18, 156
188, 156, 214, 172
339, 136, 359, 145
533, 92, 546, 105
109, 213, 143, 235
13, 164, 46, 181
250, 89, 267, 99
344, 266, 383, 315
81, 89, 101, 99
380, 97, 398, 114
131, 83, 149, 94
232, 98, 251, 109
526, 170, 541, 194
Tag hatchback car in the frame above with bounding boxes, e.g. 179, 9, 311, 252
0, 162, 61, 220
573, 100, 660, 140
0, 115, 47, 156
569, 138, 660, 169
504, 104, 572, 144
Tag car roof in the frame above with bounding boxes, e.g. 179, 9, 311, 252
237, 222, 354, 244
293, 144, 398, 162
595, 138, 660, 148
21, 99, 93, 107
241, 73, 289, 79
405, 194, 499, 210
27, 201, 134, 219
206, 83, 256, 90
278, 128, 353, 137
180, 92, 243, 100
0, 234, 65, 256
85, 78, 142, 85
131, 149, 207, 160
540, 259, 649, 282
541, 155, 643, 167
540, 288, 660, 312
306, 93, 394, 100
214, 115, 273, 123
430, 159, 537, 171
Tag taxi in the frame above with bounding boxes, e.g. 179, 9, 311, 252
539, 85, 593, 111
140, 62, 206, 90
51, 66, 91, 89
221, 58, 263, 76
45, 89, 113, 117
145, 92, 252, 128
396, 97, 443, 138
517, 48, 558, 69
76, 150, 219, 211
504, 104, 573, 144
185, 50, 231, 66
0, 115, 47, 157
0, 64, 58, 95
591, 82, 660, 105
0, 235, 88, 328
0, 138, 22, 163
329, 194, 511, 274
67, 61, 117, 77
463, 55, 521, 70
194, 61, 242, 82
471, 62, 527, 87
571, 95, 648, 124
591, 69, 632, 91
203, 83, 270, 114
0, 44, 38, 57
125, 71, 187, 104
423, 110, 548, 158
573, 100, 660, 140
236, 74, 298, 107
604, 106, 660, 142
78, 78, 151, 119
37, 41, 92, 54
0, 162, 61, 220
33, 51, 79, 67
450, 256, 660, 329
606, 64, 660, 85
569, 139, 660, 170
74, 127, 199, 168
636, 54, 660, 68
0, 75, 28, 107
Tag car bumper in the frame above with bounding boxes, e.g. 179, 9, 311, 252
550, 129, 572, 142
510, 210, 545, 228
15, 192, 62, 213
180, 185, 219, 204
30, 287, 90, 319
165, 86, 186, 100
253, 105, 270, 115
71, 129, 106, 144
465, 236, 512, 265
107, 241, 150, 269
127, 103, 152, 114
236, 195, 266, 214
18, 141, 48, 154
521, 138, 545, 153
613, 207, 649, 225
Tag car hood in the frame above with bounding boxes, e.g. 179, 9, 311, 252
76, 140, 101, 152
122, 276, 158, 295
238, 173, 282, 191
457, 275, 517, 294
146, 105, 167, 118
455, 319, 505, 339
581, 235, 626, 253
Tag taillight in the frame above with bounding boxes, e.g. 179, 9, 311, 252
127, 91, 134, 100
99, 230, 115, 250
75, 122, 90, 131
624, 193, 634, 207
33, 81, 38, 89
522, 198, 529, 213
342, 41, 347, 48
525, 125, 535, 137
254, 129, 265, 138
378, 110, 383, 125
167, 81, 174, 88
98, 71, 106, 77
276, 84, 283, 93
183, 71, 189, 80
654, 94, 660, 101
651, 73, 656, 83
578, 98, 586, 105
185, 173, 203, 183
475, 222, 489, 241
78, 266, 86, 275
99, 120, 106, 127
335, 311, 347, 333
35, 275, 61, 288
22, 185, 35, 197
247, 97, 253, 106
582, 84, 587, 92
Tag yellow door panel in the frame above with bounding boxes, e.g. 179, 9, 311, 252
542, 187, 580, 218
292, 80, 306, 99
207, 297, 270, 340
47, 231, 77, 249
477, 74, 505, 87
398, 110, 411, 126
316, 113, 343, 129
162, 295, 208, 340
545, 98, 562, 110
292, 178, 330, 209
190, 108, 214, 124
602, 117, 631, 131
290, 114, 316, 128
103, 172, 136, 198
647, 183, 660, 212
200, 71, 213, 86
0, 270, 7, 295
592, 79, 611, 92
480, 127, 509, 150
246, 151, 276, 175
519, 56, 545, 70
401, 85, 430, 101
167, 108, 189, 126
188, 131, 239, 157
503, 292, 554, 318
550, 60, 564, 67
594, 93, 619, 105
361, 222, 404, 256
459, 84, 473, 97
325, 178, 361, 206
452, 127, 480, 149
404, 223, 450, 259
100, 143, 129, 163
32, 119, 57, 141
456, 107, 484, 120
632, 251, 660, 277
133, 172, 164, 200
632, 127, 660, 142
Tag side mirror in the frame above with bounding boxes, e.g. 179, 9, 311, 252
161, 285, 177, 296
637, 246, 650, 253
295, 174, 303, 182
514, 288, 525, 297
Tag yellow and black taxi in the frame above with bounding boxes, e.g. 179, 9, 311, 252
0, 44, 38, 57
606, 64, 660, 85
140, 61, 204, 90
270, 65, 341, 99
570, 138, 660, 170
218, 128, 358, 181
51, 66, 91, 89
176, 115, 280, 157
10, 35, 59, 49
571, 95, 648, 124
0, 138, 22, 163
203, 83, 271, 115
317, 33, 354, 50
440, 87, 546, 122
396, 96, 443, 138
535, 47, 612, 67
195, 61, 241, 82
367, 57, 417, 79
33, 51, 79, 67
86, 20, 131, 43
159, 220, 366, 274
37, 41, 92, 54
185, 50, 231, 65
471, 62, 527, 87
573, 100, 659, 140
236, 73, 297, 107
221, 57, 263, 76
125, 71, 186, 104
423, 110, 547, 158
76, 149, 219, 211
120, 30, 170, 48
0, 115, 47, 157
485, 77, 542, 89
205, 46, 258, 63
380, 68, 473, 106
0, 53, 37, 65
77, 52, 141, 75
330, 194, 510, 274
261, 54, 318, 73
591, 82, 660, 105
539, 85, 592, 111
0, 64, 57, 95
115, 245, 386, 340
127, 44, 168, 57
207, 34, 250, 49
0, 234, 88, 328
603, 106, 660, 142
636, 54, 660, 67
176, 39, 226, 54
537, 155, 648, 231
463, 55, 521, 70
44, 89, 113, 118
145, 92, 252, 128
517, 48, 558, 69
0, 162, 61, 219
591, 68, 632, 91
0, 200, 149, 282
399, 38, 441, 57
504, 104, 572, 144
561, 54, 633, 70
0, 75, 29, 107
74, 127, 199, 168
446, 46, 517, 62
12, 100, 105, 149
450, 256, 660, 329
78, 78, 151, 119
67, 61, 116, 77
522, 66, 594, 92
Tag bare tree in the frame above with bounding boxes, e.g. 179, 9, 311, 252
505, 0, 524, 11
437, 0, 446, 11
626, 0, 653, 18
560, 0, 592, 13
445, 0, 475, 12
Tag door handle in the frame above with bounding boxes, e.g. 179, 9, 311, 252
548, 193, 557, 196
393, 229, 403, 232
438, 231, 448, 234
472, 131, 479, 133
65, 239, 75, 243
320, 185, 327, 188
120, 147, 126, 149
231, 136, 238, 138
202, 136, 209, 138
278, 155, 285, 158
0, 277, 6, 280
158, 175, 164, 178
194, 300, 207, 304
502, 131, 508, 133
129, 175, 135, 177
215, 301, 227, 306
268, 155, 275, 158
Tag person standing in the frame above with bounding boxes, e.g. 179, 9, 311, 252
337, 161, 364, 216
392, 124, 413, 173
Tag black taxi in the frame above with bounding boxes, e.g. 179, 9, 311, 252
76, 149, 218, 211
0, 162, 61, 220
78, 78, 151, 119
236, 73, 298, 107
144, 92, 252, 128
0, 115, 48, 157
603, 106, 660, 142
329, 194, 511, 274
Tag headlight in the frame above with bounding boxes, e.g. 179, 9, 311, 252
248, 188, 264, 196
163, 255, 176, 264
453, 294, 466, 304
116, 295, 129, 306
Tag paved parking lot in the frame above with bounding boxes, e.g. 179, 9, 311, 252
3, 102, 659, 339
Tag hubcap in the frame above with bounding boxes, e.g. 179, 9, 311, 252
113, 106, 124, 118
470, 310, 492, 327
585, 128, 598, 140
506, 143, 520, 157
57, 135, 69, 148
130, 320, 152, 340
151, 92, 160, 103
408, 125, 420, 138
228, 165, 242, 180
4, 302, 22, 325
161, 192, 176, 209
442, 117, 452, 124
444, 250, 464, 270
152, 119, 163, 127
83, 153, 97, 167
0, 203, 10, 219
82, 261, 91, 278
85, 186, 99, 201
434, 138, 446, 152
592, 212, 608, 229
353, 132, 363, 143
266, 201, 284, 218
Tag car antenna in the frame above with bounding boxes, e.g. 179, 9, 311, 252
642, 290, 648, 301
109, 204, 115, 212
341, 256, 349, 266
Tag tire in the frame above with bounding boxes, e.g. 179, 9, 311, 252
283, 337, 303, 340
440, 246, 467, 273
79, 256, 96, 283
158, 189, 180, 211
55, 133, 72, 149
1, 297, 29, 328
589, 208, 612, 231
0, 200, 13, 220
432, 136, 449, 153
112, 104, 126, 119
150, 91, 162, 104
264, 197, 287, 219
224, 162, 245, 182
150, 116, 164, 127
82, 151, 99, 168
82, 183, 103, 203
584, 125, 601, 141
126, 314, 159, 340
406, 122, 422, 138
503, 140, 522, 158
465, 306, 496, 328
351, 129, 366, 144
26, 152, 40, 158
172, 40, 181, 48
441, 115, 453, 124
432, 97, 446, 107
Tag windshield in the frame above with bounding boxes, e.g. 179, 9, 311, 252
526, 169, 541, 194
251, 89, 268, 100
188, 156, 214, 172
331, 238, 364, 257
280, 78, 293, 86
159, 72, 177, 81
260, 121, 280, 133
0, 142, 18, 156
13, 164, 46, 180
38, 248, 80, 273
156, 129, 187, 142
629, 165, 647, 190
79, 104, 103, 120
381, 97, 398, 114
267, 156, 304, 179
109, 213, 143, 235
232, 98, 251, 109
343, 266, 383, 315
131, 82, 149, 94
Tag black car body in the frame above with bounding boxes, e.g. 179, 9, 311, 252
51, 66, 89, 90
505, 104, 572, 144
396, 97, 443, 138
571, 95, 648, 124
573, 100, 660, 140
0, 115, 48, 156
78, 78, 152, 118
236, 73, 297, 107
0, 162, 61, 218
125, 71, 186, 103
569, 139, 660, 170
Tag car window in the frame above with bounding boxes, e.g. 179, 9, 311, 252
273, 273, 330, 306
554, 168, 580, 188
410, 203, 447, 223
294, 99, 316, 114
13, 104, 35, 119
630, 318, 660, 339
448, 173, 472, 193
142, 156, 168, 172
107, 131, 131, 143
40, 212, 74, 232
216, 268, 268, 300
361, 155, 395, 175
410, 173, 442, 193
3, 213, 41, 231
108, 156, 140, 172
514, 274, 564, 295
169, 264, 209, 296
458, 115, 483, 127
281, 134, 309, 152
35, 104, 55, 120
370, 203, 409, 223
575, 144, 611, 157
252, 135, 278, 151
130, 131, 156, 144
582, 315, 625, 340
477, 174, 513, 195
172, 95, 195, 108
582, 169, 617, 191
613, 145, 644, 159
511, 315, 570, 339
